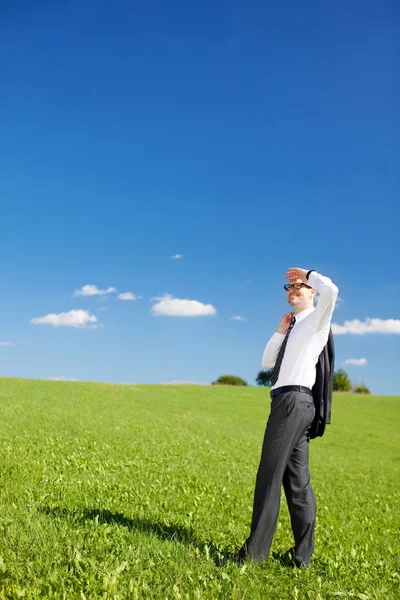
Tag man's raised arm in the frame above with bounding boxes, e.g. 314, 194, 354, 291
308, 271, 338, 331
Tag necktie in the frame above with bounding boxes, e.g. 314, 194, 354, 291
270, 314, 296, 386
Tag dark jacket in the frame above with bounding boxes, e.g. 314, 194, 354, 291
309, 329, 335, 439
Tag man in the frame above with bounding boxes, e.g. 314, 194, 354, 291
238, 267, 338, 568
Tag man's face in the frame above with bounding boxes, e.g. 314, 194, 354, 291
286, 278, 316, 310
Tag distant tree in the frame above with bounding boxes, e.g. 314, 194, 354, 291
333, 368, 352, 392
354, 384, 371, 394
256, 369, 273, 387
212, 375, 248, 386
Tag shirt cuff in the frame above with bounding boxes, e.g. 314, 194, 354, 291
308, 271, 318, 286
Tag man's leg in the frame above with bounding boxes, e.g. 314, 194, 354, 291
282, 432, 316, 567
239, 391, 315, 560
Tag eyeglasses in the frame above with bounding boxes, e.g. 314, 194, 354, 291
284, 283, 313, 292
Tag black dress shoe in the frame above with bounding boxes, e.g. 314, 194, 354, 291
232, 544, 250, 564
278, 548, 295, 567
278, 547, 309, 569
214, 551, 242, 567
232, 552, 245, 565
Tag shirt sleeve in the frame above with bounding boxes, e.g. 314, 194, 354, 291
308, 271, 339, 332
262, 331, 285, 369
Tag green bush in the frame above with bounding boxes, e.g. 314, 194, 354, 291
354, 384, 371, 394
211, 374, 248, 386
255, 369, 273, 386
333, 368, 352, 392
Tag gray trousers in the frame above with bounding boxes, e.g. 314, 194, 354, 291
241, 390, 316, 566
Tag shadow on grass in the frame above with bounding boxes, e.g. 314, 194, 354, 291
41, 506, 235, 563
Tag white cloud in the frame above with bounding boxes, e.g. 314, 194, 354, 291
344, 358, 368, 366
169, 254, 183, 260
335, 296, 344, 308
151, 294, 217, 317
73, 285, 117, 297
231, 315, 246, 321
332, 318, 400, 335
0, 342, 14, 347
48, 377, 79, 381
117, 292, 142, 301
30, 309, 99, 329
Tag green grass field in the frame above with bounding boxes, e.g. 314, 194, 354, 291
0, 378, 399, 599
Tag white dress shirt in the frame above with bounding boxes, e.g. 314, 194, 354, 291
262, 271, 338, 390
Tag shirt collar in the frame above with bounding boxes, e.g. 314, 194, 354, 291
294, 306, 315, 324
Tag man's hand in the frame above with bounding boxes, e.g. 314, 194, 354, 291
277, 312, 295, 334
285, 267, 309, 284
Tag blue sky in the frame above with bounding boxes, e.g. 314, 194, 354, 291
1, 1, 398, 394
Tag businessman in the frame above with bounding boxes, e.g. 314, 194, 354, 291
238, 267, 338, 567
